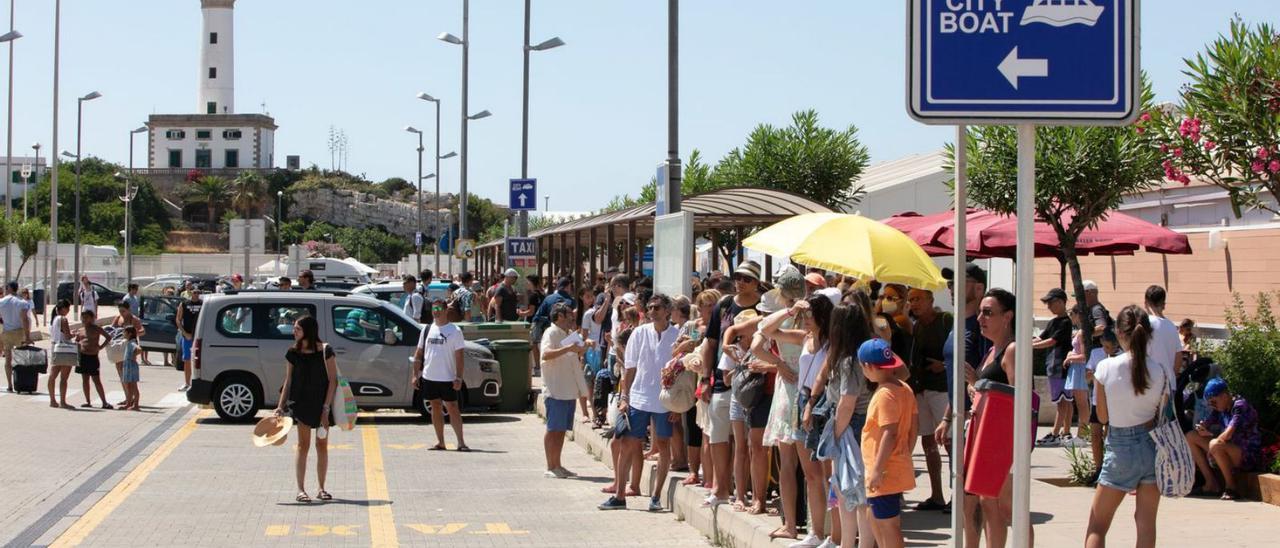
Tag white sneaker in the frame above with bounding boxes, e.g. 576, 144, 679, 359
817, 538, 838, 548
544, 468, 570, 479
788, 534, 824, 548
177, 384, 189, 392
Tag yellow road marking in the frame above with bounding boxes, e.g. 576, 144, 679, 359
300, 525, 359, 537
265, 525, 291, 537
406, 523, 467, 535
50, 409, 208, 547
472, 523, 529, 535
361, 425, 399, 547
386, 443, 428, 450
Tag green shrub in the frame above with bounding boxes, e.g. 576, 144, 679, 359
1064, 443, 1095, 486
1212, 293, 1280, 431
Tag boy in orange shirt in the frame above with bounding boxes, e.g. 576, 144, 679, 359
858, 338, 918, 548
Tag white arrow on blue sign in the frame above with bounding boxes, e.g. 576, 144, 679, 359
509, 178, 537, 211
908, 0, 1139, 125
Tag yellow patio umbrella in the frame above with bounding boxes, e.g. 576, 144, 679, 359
742, 212, 947, 290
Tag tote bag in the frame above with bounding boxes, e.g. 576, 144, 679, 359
1150, 386, 1195, 497
329, 352, 358, 432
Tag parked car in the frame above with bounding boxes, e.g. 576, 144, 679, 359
352, 280, 451, 308
137, 295, 183, 363
185, 290, 501, 422
56, 281, 125, 308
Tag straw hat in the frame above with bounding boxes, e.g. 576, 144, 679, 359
252, 415, 293, 447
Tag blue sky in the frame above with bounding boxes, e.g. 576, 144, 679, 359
4, 0, 1276, 212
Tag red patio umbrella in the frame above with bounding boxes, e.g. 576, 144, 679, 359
884, 209, 1192, 258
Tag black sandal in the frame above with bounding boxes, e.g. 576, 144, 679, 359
456, 445, 472, 452
317, 490, 332, 501
296, 492, 311, 503
428, 444, 447, 451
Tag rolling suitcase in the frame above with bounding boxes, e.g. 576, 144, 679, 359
12, 345, 47, 395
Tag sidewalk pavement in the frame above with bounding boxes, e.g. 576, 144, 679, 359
538, 392, 1280, 548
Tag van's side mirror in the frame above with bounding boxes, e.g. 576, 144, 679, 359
383, 330, 399, 346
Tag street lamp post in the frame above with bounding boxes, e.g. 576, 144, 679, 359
115, 172, 137, 284
417, 92, 458, 274
1, 22, 21, 281
26, 142, 39, 221
405, 125, 424, 274
47, 0, 61, 303
439, 1, 492, 274
520, 0, 563, 237
124, 125, 146, 283
275, 190, 283, 277
67, 90, 101, 311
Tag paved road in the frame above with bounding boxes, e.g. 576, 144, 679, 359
1, 348, 710, 547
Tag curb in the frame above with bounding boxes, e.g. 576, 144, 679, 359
535, 393, 790, 548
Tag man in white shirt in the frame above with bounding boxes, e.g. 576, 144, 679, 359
599, 294, 679, 512
413, 297, 469, 451
401, 275, 425, 323
77, 276, 98, 315
1, 281, 34, 391
540, 303, 586, 478
1144, 285, 1182, 390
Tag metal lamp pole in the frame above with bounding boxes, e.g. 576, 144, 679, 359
26, 142, 40, 221
519, 0, 563, 237
1, 20, 21, 280
67, 91, 101, 310
275, 190, 283, 277
124, 125, 146, 283
46, 0, 60, 302
417, 93, 456, 275
406, 125, 424, 273
438, 1, 491, 274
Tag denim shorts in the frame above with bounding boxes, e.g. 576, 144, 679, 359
625, 408, 672, 440
730, 392, 746, 422
1065, 363, 1088, 392
1098, 423, 1156, 492
792, 390, 811, 443
545, 397, 576, 432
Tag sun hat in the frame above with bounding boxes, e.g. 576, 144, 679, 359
1203, 377, 1228, 399
757, 289, 786, 314
733, 309, 760, 325
733, 260, 762, 282
817, 287, 843, 306
252, 415, 294, 447
858, 338, 904, 369
503, 268, 519, 278
774, 266, 806, 301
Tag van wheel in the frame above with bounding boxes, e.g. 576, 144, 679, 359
214, 375, 261, 422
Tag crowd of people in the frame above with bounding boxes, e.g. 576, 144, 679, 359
460, 261, 1266, 548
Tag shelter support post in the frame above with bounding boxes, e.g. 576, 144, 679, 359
1013, 124, 1035, 548
951, 124, 968, 548
574, 230, 582, 292
589, 228, 598, 284
606, 224, 616, 272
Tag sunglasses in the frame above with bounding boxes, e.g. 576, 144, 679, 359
978, 307, 1001, 318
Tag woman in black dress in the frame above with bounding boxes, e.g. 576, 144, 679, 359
273, 315, 338, 503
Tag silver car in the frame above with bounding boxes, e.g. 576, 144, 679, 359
186, 290, 501, 422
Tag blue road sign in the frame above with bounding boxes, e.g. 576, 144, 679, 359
908, 0, 1138, 125
509, 178, 537, 211
506, 237, 536, 258
438, 228, 453, 254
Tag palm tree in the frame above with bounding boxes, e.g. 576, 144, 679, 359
230, 171, 266, 218
185, 175, 230, 231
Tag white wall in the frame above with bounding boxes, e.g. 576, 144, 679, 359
198, 4, 235, 114
149, 126, 272, 169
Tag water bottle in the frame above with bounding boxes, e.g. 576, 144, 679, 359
317, 426, 328, 440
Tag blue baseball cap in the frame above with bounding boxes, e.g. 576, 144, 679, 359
1203, 377, 1228, 399
858, 338, 904, 369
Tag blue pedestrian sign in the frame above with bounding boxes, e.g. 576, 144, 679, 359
506, 237, 536, 258
908, 0, 1139, 125
509, 178, 537, 212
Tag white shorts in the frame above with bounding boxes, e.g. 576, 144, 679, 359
707, 390, 733, 444
916, 390, 949, 435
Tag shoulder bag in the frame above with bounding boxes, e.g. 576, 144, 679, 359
1149, 383, 1195, 497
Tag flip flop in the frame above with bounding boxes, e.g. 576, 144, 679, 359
317, 490, 332, 501
456, 445, 472, 452
296, 492, 311, 504
428, 444, 447, 451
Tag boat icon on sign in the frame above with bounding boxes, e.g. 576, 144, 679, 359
1020, 0, 1105, 27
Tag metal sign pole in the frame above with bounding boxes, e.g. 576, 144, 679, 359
951, 123, 968, 548
1012, 123, 1036, 548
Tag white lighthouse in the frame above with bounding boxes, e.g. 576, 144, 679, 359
198, 0, 235, 114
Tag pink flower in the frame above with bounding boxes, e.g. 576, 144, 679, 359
1259, 147, 1272, 160
1160, 144, 1169, 154
1174, 148, 1183, 158
1140, 112, 1152, 122
1253, 161, 1266, 173
1205, 141, 1217, 150
1178, 175, 1190, 185
1136, 126, 1146, 134
1270, 160, 1280, 174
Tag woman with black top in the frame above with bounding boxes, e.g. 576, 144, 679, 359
968, 287, 1032, 548
274, 315, 339, 503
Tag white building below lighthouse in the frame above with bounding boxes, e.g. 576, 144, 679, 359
146, 0, 277, 170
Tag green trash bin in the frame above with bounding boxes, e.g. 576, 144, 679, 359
489, 339, 533, 412
457, 321, 532, 344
